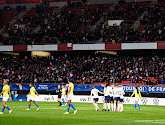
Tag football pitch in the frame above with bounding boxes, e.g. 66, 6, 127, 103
0, 102, 164, 125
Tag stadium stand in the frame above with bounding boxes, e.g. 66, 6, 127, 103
0, 6, 25, 29
1, 3, 113, 45
0, 0, 164, 44
0, 0, 84, 4
0, 53, 164, 85
0, 0, 6, 5
2, 5, 58, 45
138, 3, 165, 42
102, 1, 165, 43
14, 0, 83, 4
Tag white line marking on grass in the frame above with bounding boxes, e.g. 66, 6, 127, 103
152, 122, 165, 124
135, 119, 165, 124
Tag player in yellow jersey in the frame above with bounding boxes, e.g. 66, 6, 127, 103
130, 87, 142, 111
64, 80, 77, 114
61, 85, 67, 106
25, 83, 40, 110
0, 79, 12, 114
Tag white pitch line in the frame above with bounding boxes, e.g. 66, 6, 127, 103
134, 119, 165, 124
152, 122, 165, 124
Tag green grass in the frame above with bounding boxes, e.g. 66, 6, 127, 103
0, 102, 165, 125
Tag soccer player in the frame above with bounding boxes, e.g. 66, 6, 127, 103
118, 85, 124, 112
113, 85, 120, 112
130, 87, 142, 111
102, 84, 110, 111
61, 85, 67, 106
90, 86, 104, 111
25, 83, 40, 110
0, 80, 12, 114
109, 84, 114, 111
65, 84, 69, 93
56, 85, 62, 106
102, 85, 106, 111
64, 80, 77, 114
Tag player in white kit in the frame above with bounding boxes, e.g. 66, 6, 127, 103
102, 84, 111, 111
118, 85, 124, 112
109, 84, 114, 111
113, 85, 121, 112
90, 86, 104, 111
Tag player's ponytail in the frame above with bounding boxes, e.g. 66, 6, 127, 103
135, 87, 139, 94
3, 79, 7, 85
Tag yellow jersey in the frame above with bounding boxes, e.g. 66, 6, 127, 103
30, 86, 36, 97
3, 85, 10, 97
131, 89, 142, 99
68, 82, 74, 95
62, 88, 66, 96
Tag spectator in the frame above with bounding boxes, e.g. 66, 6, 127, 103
0, 54, 164, 85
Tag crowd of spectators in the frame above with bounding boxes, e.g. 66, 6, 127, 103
0, 10, 2, 28
67, 1, 83, 7
107, 3, 147, 24
0, 6, 26, 29
0, 54, 165, 85
1, 4, 110, 45
0, 1, 165, 45
1, 5, 56, 45
102, 2, 165, 43
138, 3, 165, 42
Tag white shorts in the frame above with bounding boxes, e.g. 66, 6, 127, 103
3, 97, 9, 102
68, 94, 73, 101
135, 98, 139, 102
61, 95, 65, 99
29, 96, 36, 101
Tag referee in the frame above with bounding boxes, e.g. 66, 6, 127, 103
56, 85, 62, 106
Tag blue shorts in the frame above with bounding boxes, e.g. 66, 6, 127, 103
120, 99, 124, 102
114, 97, 120, 101
110, 97, 114, 102
93, 98, 99, 102
105, 96, 110, 101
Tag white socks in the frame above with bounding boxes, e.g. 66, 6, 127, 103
107, 103, 110, 110
94, 103, 121, 111
114, 103, 116, 111
96, 104, 98, 108
111, 103, 113, 111
117, 104, 120, 111
103, 103, 110, 110
104, 103, 106, 109
117, 104, 123, 111
93, 103, 98, 108
121, 104, 123, 111
93, 103, 96, 108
